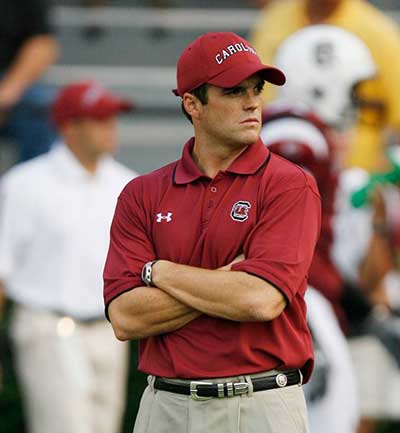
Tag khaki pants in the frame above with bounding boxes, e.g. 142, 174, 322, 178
133, 372, 309, 433
10, 304, 128, 433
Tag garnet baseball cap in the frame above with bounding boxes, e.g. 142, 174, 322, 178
52, 80, 134, 127
172, 32, 286, 97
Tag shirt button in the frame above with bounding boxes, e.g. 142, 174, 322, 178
211, 186, 217, 193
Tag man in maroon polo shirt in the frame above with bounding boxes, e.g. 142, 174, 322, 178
103, 32, 321, 433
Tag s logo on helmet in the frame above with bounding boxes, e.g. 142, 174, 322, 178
231, 201, 251, 222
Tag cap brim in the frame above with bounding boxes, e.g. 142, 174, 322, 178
111, 100, 135, 113
209, 62, 286, 88
89, 98, 135, 118
171, 62, 285, 97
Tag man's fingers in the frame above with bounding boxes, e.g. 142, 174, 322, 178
218, 254, 245, 271
231, 254, 245, 264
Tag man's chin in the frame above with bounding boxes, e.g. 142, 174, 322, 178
241, 132, 260, 146
223, 131, 260, 149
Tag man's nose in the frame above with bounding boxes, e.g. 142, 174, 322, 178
243, 91, 261, 109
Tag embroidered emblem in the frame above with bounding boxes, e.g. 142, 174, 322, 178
156, 212, 173, 223
230, 201, 251, 222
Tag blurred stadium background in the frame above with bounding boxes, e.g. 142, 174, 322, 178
1, 1, 400, 432
2, 0, 400, 174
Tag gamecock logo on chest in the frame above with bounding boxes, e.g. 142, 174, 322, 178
230, 201, 251, 222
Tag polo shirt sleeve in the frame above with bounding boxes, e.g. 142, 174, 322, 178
103, 181, 156, 309
231, 174, 321, 303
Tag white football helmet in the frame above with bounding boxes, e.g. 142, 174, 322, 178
273, 25, 376, 130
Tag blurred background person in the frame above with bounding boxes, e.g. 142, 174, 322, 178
0, 80, 136, 433
0, 0, 60, 164
260, 23, 400, 433
250, 0, 400, 172
260, 24, 375, 433
335, 151, 400, 433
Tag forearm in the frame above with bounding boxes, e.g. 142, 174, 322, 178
152, 261, 286, 322
360, 190, 394, 293
108, 285, 201, 340
0, 35, 59, 101
359, 232, 394, 293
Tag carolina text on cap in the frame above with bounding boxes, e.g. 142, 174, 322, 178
215, 43, 257, 65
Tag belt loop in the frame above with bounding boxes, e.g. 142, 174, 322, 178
298, 369, 303, 386
243, 375, 254, 397
148, 375, 156, 391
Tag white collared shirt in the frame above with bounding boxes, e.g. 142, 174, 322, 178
0, 143, 136, 320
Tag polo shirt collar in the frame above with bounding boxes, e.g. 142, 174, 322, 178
174, 137, 270, 185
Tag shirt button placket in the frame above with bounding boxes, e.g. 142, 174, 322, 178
202, 183, 218, 228
209, 185, 218, 208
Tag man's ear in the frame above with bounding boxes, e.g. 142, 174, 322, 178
183, 93, 202, 120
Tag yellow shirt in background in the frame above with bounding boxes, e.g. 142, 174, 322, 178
250, 0, 400, 171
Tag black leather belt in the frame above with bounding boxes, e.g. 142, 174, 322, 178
154, 369, 302, 401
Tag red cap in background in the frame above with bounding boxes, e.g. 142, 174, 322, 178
173, 32, 286, 97
52, 80, 134, 127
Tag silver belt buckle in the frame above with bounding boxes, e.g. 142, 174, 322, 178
190, 381, 213, 401
233, 382, 249, 396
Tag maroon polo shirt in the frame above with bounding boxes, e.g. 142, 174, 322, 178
104, 137, 321, 382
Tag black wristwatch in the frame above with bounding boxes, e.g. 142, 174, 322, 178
141, 260, 159, 287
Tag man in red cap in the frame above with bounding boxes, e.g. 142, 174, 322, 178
104, 32, 321, 433
0, 80, 136, 433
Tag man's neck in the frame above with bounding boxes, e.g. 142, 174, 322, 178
192, 137, 248, 179
66, 143, 101, 175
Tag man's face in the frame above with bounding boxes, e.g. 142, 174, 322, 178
69, 116, 118, 157
196, 75, 265, 149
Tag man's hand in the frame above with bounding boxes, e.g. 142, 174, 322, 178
359, 187, 394, 296
218, 254, 245, 271
0, 81, 22, 126
0, 81, 23, 110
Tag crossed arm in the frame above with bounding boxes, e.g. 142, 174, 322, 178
108, 258, 286, 341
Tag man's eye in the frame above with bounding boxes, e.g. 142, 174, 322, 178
225, 87, 244, 95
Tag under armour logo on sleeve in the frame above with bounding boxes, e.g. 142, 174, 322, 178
156, 212, 173, 222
